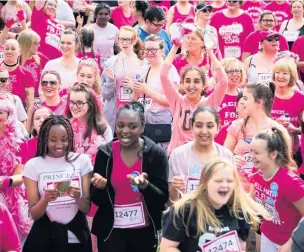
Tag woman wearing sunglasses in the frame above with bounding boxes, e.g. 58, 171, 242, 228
31, 0, 63, 60
279, 0, 304, 50
40, 70, 67, 115
102, 26, 146, 132
244, 31, 280, 84
242, 11, 289, 61
210, 0, 254, 60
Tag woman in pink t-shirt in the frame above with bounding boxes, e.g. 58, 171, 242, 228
161, 39, 228, 155
40, 70, 66, 115
243, 0, 266, 29
250, 127, 304, 252
271, 60, 304, 160
166, 0, 195, 35
265, 0, 292, 31
210, 0, 254, 60
0, 99, 31, 242
31, 0, 63, 60
0, 202, 21, 252
2, 39, 35, 131
111, 0, 136, 29
18, 30, 49, 98
102, 26, 147, 132
242, 11, 289, 61
215, 57, 246, 145
224, 82, 288, 192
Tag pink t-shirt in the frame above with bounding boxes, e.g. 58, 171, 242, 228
24, 137, 38, 163
291, 35, 304, 73
41, 99, 67, 115
111, 7, 136, 29
212, 5, 226, 13
242, 1, 266, 28
243, 30, 289, 54
76, 51, 103, 74
271, 91, 304, 153
160, 63, 228, 155
7, 65, 35, 104
264, 1, 291, 31
22, 52, 49, 97
111, 140, 149, 228
0, 203, 21, 252
300, 131, 304, 174
150, 0, 172, 14
252, 169, 304, 245
215, 93, 238, 145
172, 4, 195, 24
173, 53, 210, 77
210, 10, 254, 60
31, 6, 62, 60
227, 118, 284, 192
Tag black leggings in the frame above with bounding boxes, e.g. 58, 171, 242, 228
97, 226, 157, 252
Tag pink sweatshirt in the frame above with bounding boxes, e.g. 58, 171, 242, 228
160, 64, 228, 155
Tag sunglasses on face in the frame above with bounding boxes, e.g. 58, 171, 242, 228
228, 0, 239, 3
151, 20, 166, 28
196, 5, 213, 13
41, 80, 58, 86
264, 35, 280, 42
0, 78, 8, 84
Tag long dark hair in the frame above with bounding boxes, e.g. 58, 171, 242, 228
66, 83, 107, 140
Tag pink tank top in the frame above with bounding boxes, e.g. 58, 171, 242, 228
172, 5, 195, 24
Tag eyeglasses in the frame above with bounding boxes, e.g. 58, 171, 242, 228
228, 0, 239, 3
151, 20, 166, 28
69, 100, 89, 108
143, 48, 161, 54
0, 78, 8, 84
196, 6, 213, 13
264, 35, 280, 42
226, 69, 242, 75
261, 19, 275, 23
118, 37, 133, 44
41, 80, 58, 86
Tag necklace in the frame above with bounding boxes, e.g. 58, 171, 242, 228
3, 61, 18, 67
263, 166, 279, 180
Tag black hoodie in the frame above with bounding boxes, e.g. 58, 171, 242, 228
90, 136, 169, 241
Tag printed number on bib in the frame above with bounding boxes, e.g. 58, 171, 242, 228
241, 152, 253, 178
258, 73, 272, 83
138, 98, 153, 110
113, 202, 145, 228
224, 46, 241, 58
283, 31, 300, 42
186, 178, 200, 194
201, 230, 241, 252
120, 87, 132, 101
45, 34, 60, 49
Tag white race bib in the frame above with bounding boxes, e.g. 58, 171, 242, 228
224, 46, 241, 58
137, 98, 153, 110
258, 73, 272, 83
185, 178, 200, 194
120, 86, 132, 101
283, 31, 300, 42
113, 202, 145, 228
241, 152, 253, 177
0, 51, 4, 60
0, 192, 5, 205
201, 230, 242, 252
45, 33, 60, 49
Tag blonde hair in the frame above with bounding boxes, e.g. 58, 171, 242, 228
17, 30, 41, 66
77, 59, 102, 96
173, 158, 269, 237
272, 59, 298, 88
221, 57, 247, 86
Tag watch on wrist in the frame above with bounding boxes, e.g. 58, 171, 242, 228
8, 178, 13, 187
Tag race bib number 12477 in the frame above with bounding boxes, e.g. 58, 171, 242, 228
201, 230, 242, 252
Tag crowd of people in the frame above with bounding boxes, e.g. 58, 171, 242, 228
1, 0, 304, 252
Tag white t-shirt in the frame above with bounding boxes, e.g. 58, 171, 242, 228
14, 94, 28, 122
90, 23, 118, 59
23, 153, 93, 243
43, 58, 79, 90
56, 0, 75, 22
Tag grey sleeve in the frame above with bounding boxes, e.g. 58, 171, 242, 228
292, 218, 304, 252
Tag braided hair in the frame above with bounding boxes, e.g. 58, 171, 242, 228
79, 27, 96, 60
117, 101, 145, 127
36, 115, 78, 162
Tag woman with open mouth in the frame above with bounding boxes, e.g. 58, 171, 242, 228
250, 127, 304, 252
168, 106, 235, 205
160, 158, 268, 252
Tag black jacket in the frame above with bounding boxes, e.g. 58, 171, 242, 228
90, 136, 169, 241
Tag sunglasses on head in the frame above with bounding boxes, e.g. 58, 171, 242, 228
196, 5, 213, 13
264, 35, 280, 42
41, 80, 58, 86
0, 78, 8, 84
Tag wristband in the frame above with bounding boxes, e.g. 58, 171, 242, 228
17, 10, 25, 22
5, 19, 15, 28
